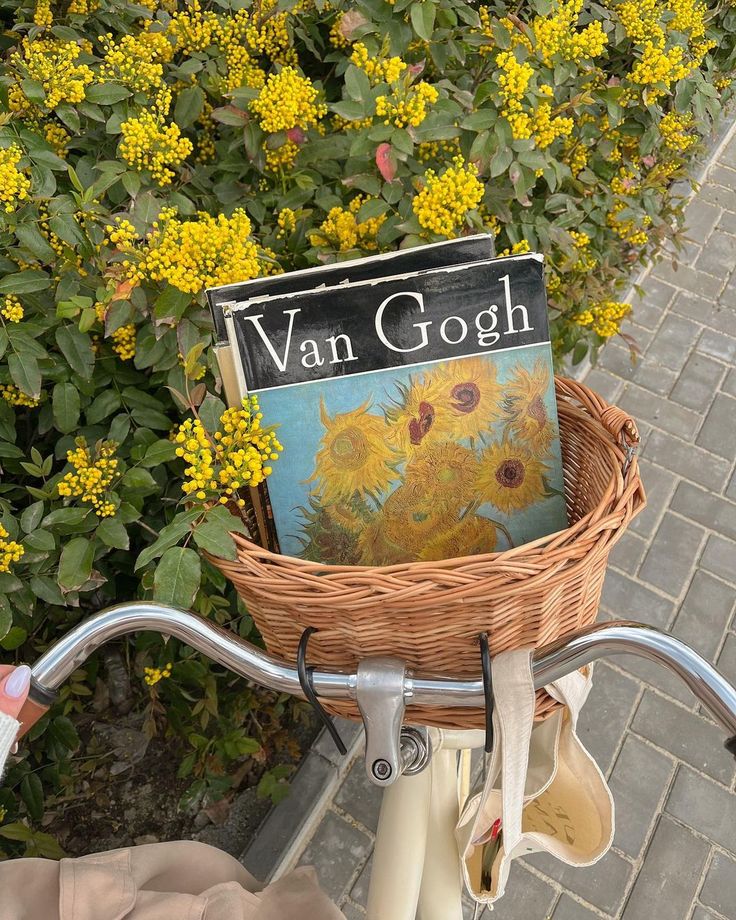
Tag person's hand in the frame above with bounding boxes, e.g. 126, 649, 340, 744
0, 665, 31, 720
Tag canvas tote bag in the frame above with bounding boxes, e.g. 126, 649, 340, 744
456, 647, 614, 905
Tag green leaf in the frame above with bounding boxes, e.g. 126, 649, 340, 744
58, 537, 94, 590
1, 626, 27, 650
141, 439, 179, 467
85, 83, 131, 104
20, 774, 44, 822
49, 214, 88, 250
15, 224, 56, 262
8, 353, 40, 398
86, 390, 121, 424
49, 715, 79, 751
410, 1, 436, 41
96, 516, 129, 550
20, 502, 44, 534
154, 284, 191, 320
0, 822, 33, 842
0, 601, 11, 641
0, 270, 51, 294
55, 326, 94, 380
174, 85, 205, 128
52, 382, 80, 434
135, 508, 201, 570
24, 530, 55, 552
193, 520, 238, 560
30, 574, 65, 605
153, 546, 201, 608
122, 467, 159, 496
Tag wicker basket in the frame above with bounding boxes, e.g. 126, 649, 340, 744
210, 377, 646, 729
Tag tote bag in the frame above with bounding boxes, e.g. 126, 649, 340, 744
456, 648, 614, 904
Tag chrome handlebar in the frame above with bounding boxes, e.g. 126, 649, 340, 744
28, 602, 736, 784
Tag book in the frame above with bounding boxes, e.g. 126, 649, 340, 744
221, 249, 568, 564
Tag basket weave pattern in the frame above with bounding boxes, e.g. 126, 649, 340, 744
211, 377, 645, 729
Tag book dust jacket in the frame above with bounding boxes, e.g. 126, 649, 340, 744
227, 252, 568, 564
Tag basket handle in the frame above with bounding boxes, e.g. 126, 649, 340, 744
599, 405, 639, 475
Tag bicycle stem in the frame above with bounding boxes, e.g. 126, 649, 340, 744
28, 601, 736, 745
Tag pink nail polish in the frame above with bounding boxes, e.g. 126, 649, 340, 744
4, 665, 31, 699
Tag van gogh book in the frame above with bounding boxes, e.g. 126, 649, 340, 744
223, 251, 568, 565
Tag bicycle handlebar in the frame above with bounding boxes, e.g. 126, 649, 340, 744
26, 602, 736, 753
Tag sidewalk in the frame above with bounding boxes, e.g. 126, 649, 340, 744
247, 121, 736, 920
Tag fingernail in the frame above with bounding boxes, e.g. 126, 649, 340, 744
4, 665, 31, 699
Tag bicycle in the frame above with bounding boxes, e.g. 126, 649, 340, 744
18, 602, 736, 920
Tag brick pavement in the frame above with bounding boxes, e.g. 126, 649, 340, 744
285, 125, 736, 919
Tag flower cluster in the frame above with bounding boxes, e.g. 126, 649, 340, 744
44, 123, 70, 156
0, 145, 31, 213
375, 82, 438, 128
129, 208, 260, 294
57, 438, 119, 518
532, 0, 608, 64
0, 523, 24, 575
277, 207, 296, 237
10, 38, 93, 110
0, 384, 39, 408
250, 67, 326, 133
168, 0, 219, 54
105, 218, 138, 251
111, 324, 136, 361
144, 662, 172, 686
350, 43, 407, 85
412, 156, 484, 238
310, 197, 385, 252
119, 91, 193, 186
99, 31, 169, 93
174, 395, 282, 506
575, 300, 632, 337
659, 112, 697, 151
0, 295, 23, 323
531, 102, 574, 149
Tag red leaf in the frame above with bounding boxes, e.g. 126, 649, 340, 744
376, 143, 397, 182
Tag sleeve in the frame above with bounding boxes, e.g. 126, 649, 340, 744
0, 711, 20, 780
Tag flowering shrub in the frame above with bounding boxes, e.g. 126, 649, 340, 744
0, 0, 734, 852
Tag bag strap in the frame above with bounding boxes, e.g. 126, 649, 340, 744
546, 669, 592, 726
492, 648, 536, 854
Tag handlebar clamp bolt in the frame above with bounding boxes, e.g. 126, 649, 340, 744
372, 759, 392, 781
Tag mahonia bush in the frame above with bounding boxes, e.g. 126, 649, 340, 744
0, 0, 734, 853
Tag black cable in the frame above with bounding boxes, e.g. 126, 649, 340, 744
297, 626, 347, 756
479, 632, 494, 754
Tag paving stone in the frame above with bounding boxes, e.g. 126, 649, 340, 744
716, 632, 736, 689
633, 361, 678, 397
671, 481, 736, 542
698, 328, 736, 363
684, 198, 721, 244
619, 383, 701, 440
644, 431, 731, 492
526, 847, 632, 915
653, 262, 725, 301
621, 817, 710, 920
696, 393, 736, 459
335, 760, 383, 833
551, 894, 600, 920
298, 811, 372, 902
583, 367, 624, 403
639, 512, 705, 597
727, 470, 736, 502
671, 290, 717, 324
709, 163, 736, 190
719, 136, 736, 169
491, 863, 558, 920
577, 663, 641, 774
670, 351, 726, 411
599, 343, 637, 379
348, 853, 372, 907
609, 530, 649, 573
642, 313, 703, 372
608, 734, 675, 859
313, 719, 363, 766
671, 570, 736, 661
700, 181, 736, 214
628, 459, 678, 538
600, 568, 675, 628
632, 692, 735, 784
700, 534, 736, 584
718, 208, 736, 235
723, 367, 736, 397
341, 901, 366, 919
695, 230, 736, 278
699, 851, 736, 919
665, 766, 736, 853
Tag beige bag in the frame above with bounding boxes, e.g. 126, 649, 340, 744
456, 648, 614, 905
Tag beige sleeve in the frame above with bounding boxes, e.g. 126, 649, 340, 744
0, 710, 19, 779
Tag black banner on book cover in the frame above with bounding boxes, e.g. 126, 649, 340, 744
231, 255, 549, 393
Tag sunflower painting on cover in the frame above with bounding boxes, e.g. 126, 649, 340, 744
295, 354, 566, 566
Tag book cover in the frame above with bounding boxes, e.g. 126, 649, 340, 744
206, 233, 495, 344
227, 252, 568, 564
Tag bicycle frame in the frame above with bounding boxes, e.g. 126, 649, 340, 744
22, 601, 736, 920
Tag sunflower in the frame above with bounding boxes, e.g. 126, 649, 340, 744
475, 439, 549, 515
431, 357, 503, 442
502, 360, 556, 455
306, 398, 398, 503
405, 441, 479, 512
380, 481, 458, 557
384, 373, 452, 459
418, 515, 497, 562
357, 516, 408, 566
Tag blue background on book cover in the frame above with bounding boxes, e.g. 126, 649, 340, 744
259, 343, 568, 558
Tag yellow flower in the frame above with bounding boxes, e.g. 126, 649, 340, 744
0, 523, 24, 575
475, 439, 549, 514
0, 384, 40, 408
144, 662, 173, 686
350, 43, 407, 85
33, 0, 52, 28
405, 441, 480, 511
250, 67, 326, 134
111, 324, 136, 361
576, 300, 631, 337
502, 361, 556, 455
412, 156, 484, 238
430, 358, 503, 442
375, 82, 438, 129
10, 38, 93, 110
309, 196, 385, 252
99, 31, 171, 93
57, 438, 119, 518
659, 112, 697, 152
532, 0, 607, 64
168, 0, 219, 53
129, 208, 260, 294
119, 97, 193, 187
418, 515, 497, 561
307, 398, 398, 504
0, 146, 31, 214
377, 480, 457, 558
0, 295, 24, 323
44, 122, 70, 156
